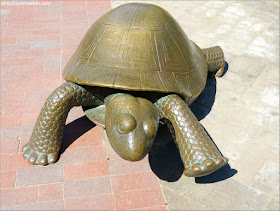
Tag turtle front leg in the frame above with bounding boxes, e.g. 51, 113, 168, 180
155, 94, 228, 177
202, 46, 225, 77
23, 81, 98, 165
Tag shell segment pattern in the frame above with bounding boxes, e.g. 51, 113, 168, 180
63, 3, 207, 99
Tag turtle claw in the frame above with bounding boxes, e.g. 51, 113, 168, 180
22, 143, 58, 166
48, 153, 58, 164
215, 65, 225, 77
183, 157, 228, 177
38, 154, 48, 166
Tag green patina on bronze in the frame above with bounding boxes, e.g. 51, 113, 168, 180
23, 3, 227, 177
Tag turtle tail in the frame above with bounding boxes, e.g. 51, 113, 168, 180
202, 46, 225, 77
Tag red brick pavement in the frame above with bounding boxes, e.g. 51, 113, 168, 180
0, 1, 167, 210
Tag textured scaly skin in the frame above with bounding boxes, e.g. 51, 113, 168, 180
23, 82, 100, 165
202, 46, 225, 76
155, 95, 228, 177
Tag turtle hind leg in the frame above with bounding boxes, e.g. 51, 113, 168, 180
23, 82, 99, 165
202, 46, 225, 77
155, 94, 228, 177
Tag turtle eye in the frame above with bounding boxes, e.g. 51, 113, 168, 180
143, 120, 157, 139
116, 113, 137, 134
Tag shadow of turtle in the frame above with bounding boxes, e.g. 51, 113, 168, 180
149, 65, 237, 183
149, 124, 185, 182
59, 116, 95, 155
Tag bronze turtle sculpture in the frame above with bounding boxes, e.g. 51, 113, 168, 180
23, 3, 228, 177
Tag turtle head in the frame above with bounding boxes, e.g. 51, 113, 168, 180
105, 94, 159, 161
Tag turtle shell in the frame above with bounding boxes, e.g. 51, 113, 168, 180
63, 3, 207, 99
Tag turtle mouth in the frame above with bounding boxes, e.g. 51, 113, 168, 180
107, 132, 154, 161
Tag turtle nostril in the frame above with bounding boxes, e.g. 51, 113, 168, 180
116, 113, 137, 134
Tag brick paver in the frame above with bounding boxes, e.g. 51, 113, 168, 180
1, 170, 16, 188
63, 160, 109, 180
64, 194, 115, 210
15, 165, 63, 186
114, 188, 165, 210
1, 1, 166, 210
1, 186, 39, 207
38, 183, 63, 202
